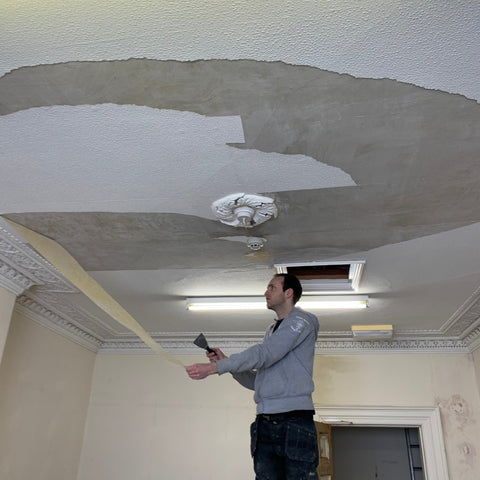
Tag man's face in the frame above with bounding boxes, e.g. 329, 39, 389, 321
264, 276, 288, 310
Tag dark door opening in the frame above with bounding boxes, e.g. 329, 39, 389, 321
331, 426, 424, 480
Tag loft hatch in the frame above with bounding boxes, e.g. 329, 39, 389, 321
274, 260, 365, 293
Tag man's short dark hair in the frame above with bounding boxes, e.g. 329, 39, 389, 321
275, 273, 303, 304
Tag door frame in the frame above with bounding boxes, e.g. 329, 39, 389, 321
314, 405, 449, 480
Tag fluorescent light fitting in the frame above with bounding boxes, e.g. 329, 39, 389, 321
186, 297, 266, 311
351, 324, 393, 340
186, 295, 368, 311
301, 295, 368, 309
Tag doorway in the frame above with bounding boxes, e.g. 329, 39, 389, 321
331, 426, 423, 479
314, 406, 449, 480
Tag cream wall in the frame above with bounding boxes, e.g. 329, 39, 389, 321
2, 311, 480, 480
313, 354, 480, 480
0, 312, 96, 480
474, 348, 480, 401
0, 285, 16, 364
78, 351, 480, 480
77, 354, 257, 480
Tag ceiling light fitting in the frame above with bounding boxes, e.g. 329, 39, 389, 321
186, 295, 368, 311
247, 237, 266, 251
351, 324, 393, 340
212, 193, 277, 228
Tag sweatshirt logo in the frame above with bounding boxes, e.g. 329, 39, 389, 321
290, 316, 308, 333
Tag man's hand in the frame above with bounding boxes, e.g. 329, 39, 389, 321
207, 347, 227, 362
186, 362, 218, 380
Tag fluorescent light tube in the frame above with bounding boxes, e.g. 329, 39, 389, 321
186, 295, 368, 311
300, 296, 368, 309
351, 324, 393, 340
186, 297, 266, 311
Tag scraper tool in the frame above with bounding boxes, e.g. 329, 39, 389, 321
194, 333, 216, 355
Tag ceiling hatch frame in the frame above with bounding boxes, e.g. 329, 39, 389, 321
275, 260, 366, 294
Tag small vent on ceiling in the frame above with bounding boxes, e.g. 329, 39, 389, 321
275, 261, 365, 293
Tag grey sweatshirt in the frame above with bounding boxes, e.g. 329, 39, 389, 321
216, 306, 319, 414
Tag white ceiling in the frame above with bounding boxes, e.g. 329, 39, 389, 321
1, 106, 354, 215
1, 0, 479, 354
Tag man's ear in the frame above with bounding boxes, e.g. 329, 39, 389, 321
284, 287, 294, 300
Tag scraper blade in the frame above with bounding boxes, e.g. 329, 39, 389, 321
193, 333, 216, 354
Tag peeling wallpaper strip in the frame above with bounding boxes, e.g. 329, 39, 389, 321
3, 217, 184, 367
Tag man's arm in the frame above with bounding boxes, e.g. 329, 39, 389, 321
232, 371, 256, 390
209, 347, 256, 389
185, 346, 224, 380
217, 312, 316, 375
186, 347, 256, 389
186, 361, 217, 380
186, 312, 316, 380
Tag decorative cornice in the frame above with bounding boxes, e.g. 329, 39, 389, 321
0, 258, 36, 295
99, 332, 265, 354
315, 338, 469, 354
441, 285, 480, 337
29, 290, 120, 338
0, 220, 76, 294
463, 325, 480, 352
98, 333, 470, 355
15, 295, 103, 352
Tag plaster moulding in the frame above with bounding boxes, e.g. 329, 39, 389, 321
96, 335, 471, 355
441, 285, 480, 338
0, 219, 76, 295
0, 259, 35, 295
211, 193, 277, 228
16, 291, 114, 339
15, 298, 103, 352
314, 338, 469, 354
463, 326, 480, 352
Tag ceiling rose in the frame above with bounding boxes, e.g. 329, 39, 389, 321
211, 193, 277, 228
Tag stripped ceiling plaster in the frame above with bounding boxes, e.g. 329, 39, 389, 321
1, 57, 480, 352
2, 1, 479, 101
2, 59, 479, 270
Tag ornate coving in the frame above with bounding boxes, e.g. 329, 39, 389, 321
97, 334, 469, 354
0, 259, 36, 294
315, 338, 469, 354
441, 286, 480, 337
463, 326, 480, 352
100, 333, 264, 354
0, 222, 76, 294
15, 294, 103, 352
30, 290, 117, 338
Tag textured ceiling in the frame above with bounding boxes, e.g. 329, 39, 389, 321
1, 1, 479, 354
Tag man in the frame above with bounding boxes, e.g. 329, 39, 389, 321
186, 273, 320, 479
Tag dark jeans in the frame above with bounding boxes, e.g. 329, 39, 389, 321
251, 412, 319, 480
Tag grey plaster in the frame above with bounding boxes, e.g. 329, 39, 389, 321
2, 59, 480, 272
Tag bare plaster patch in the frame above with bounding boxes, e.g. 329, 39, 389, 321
1, 1, 479, 100
1, 59, 480, 270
